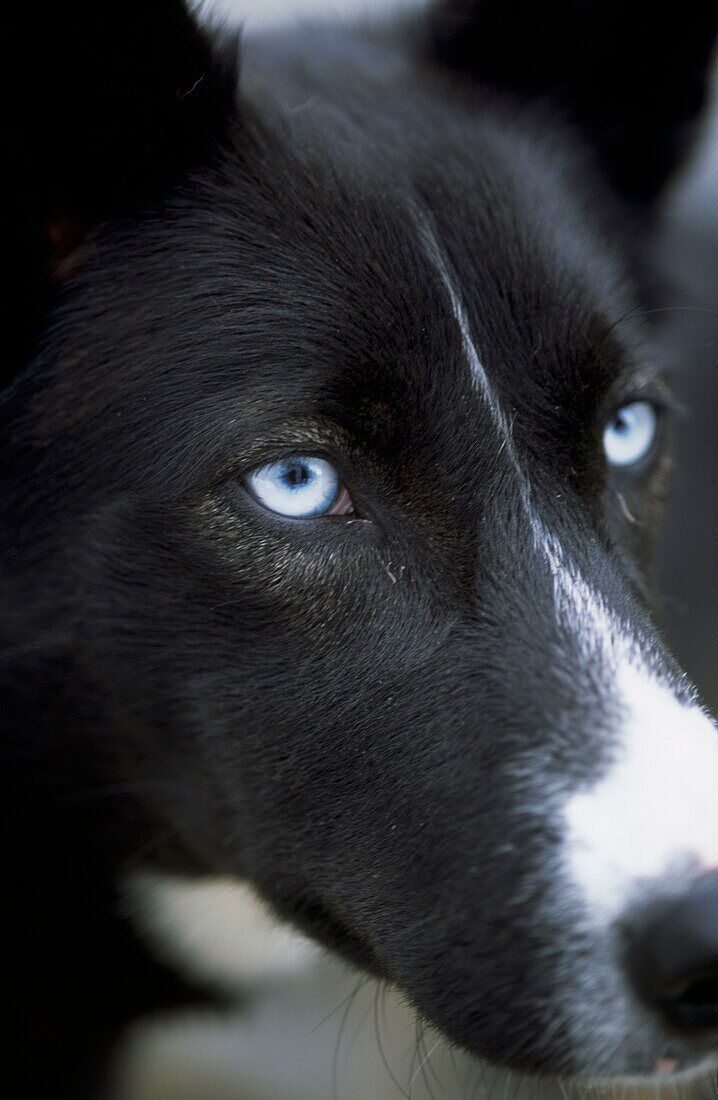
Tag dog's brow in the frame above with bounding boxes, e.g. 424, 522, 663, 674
411, 207, 510, 433
410, 206, 549, 528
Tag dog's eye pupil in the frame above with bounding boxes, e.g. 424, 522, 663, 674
603, 401, 658, 468
246, 456, 352, 518
285, 464, 308, 487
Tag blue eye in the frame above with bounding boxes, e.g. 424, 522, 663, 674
246, 456, 350, 518
603, 401, 658, 468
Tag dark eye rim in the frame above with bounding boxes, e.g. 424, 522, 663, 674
214, 474, 370, 531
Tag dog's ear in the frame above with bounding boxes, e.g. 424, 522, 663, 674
424, 0, 718, 207
4, 0, 238, 385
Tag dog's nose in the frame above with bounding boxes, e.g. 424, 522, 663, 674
626, 870, 718, 1031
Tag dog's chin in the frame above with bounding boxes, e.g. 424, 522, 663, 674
459, 1026, 718, 1093
562, 1053, 718, 1094
484, 1058, 717, 1100
585, 1066, 716, 1098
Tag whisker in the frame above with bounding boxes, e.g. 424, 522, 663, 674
413, 1031, 444, 1100
603, 304, 718, 345
406, 1016, 422, 1099
332, 972, 371, 1100
313, 970, 368, 1034
373, 981, 410, 1099
421, 1030, 447, 1094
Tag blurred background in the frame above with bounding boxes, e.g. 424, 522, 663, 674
655, 92, 718, 718
118, 2, 718, 1096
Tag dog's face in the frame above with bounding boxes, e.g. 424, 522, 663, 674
6, 0, 718, 1083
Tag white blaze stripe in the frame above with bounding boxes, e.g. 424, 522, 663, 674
540, 530, 633, 664
412, 210, 508, 430
565, 666, 718, 920
414, 211, 548, 544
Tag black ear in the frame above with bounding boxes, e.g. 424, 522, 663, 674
3, 0, 238, 383
424, 0, 718, 207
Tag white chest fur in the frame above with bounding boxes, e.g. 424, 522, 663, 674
124, 871, 318, 991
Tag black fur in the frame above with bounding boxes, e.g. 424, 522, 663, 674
3, 1, 718, 1094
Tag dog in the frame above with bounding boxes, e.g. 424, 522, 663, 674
5, 0, 718, 1094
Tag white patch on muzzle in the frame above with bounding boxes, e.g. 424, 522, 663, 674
565, 665, 718, 920
539, 535, 718, 923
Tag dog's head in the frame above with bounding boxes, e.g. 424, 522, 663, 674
6, 0, 718, 1082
